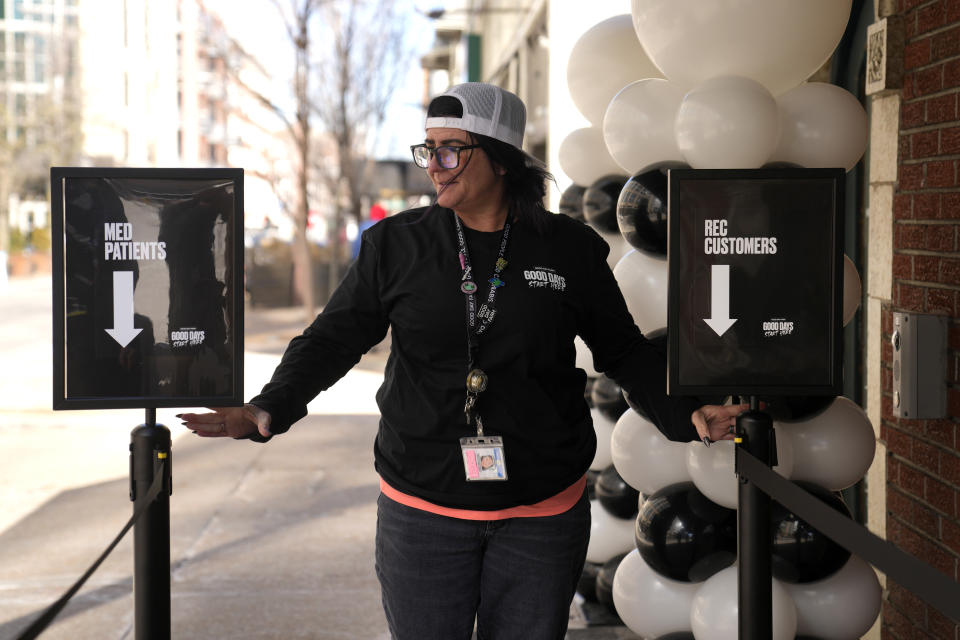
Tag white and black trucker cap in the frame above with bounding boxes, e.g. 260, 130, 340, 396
425, 82, 526, 150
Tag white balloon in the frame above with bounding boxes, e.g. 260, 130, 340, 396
785, 555, 882, 640
612, 409, 690, 494
631, 0, 853, 96
558, 127, 624, 186
575, 336, 599, 377
772, 82, 868, 171
612, 249, 668, 333
586, 498, 637, 563
590, 407, 615, 471
599, 230, 630, 269
566, 14, 664, 125
613, 549, 699, 637
603, 78, 685, 174
776, 396, 876, 491
675, 75, 780, 169
686, 431, 795, 509
690, 566, 797, 640
843, 254, 862, 326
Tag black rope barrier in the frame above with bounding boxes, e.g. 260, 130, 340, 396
736, 447, 960, 623
13, 458, 167, 640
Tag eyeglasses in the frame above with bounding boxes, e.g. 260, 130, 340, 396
410, 144, 480, 169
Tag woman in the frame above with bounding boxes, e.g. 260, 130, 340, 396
181, 82, 741, 639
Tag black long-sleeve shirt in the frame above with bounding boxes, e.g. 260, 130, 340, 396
250, 206, 699, 510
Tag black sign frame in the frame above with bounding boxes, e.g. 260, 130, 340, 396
51, 167, 245, 410
667, 168, 844, 397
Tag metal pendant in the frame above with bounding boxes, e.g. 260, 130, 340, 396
466, 368, 488, 394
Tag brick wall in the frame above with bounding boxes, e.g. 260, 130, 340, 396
883, 0, 960, 637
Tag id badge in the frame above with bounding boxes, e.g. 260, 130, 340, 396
460, 436, 508, 481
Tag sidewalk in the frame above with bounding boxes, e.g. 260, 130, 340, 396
0, 417, 635, 639
0, 285, 637, 639
0, 414, 388, 639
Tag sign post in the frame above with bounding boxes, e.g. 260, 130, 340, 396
51, 168, 245, 639
130, 409, 171, 640
667, 168, 844, 638
735, 401, 773, 640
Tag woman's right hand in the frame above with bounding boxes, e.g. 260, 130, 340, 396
178, 404, 272, 440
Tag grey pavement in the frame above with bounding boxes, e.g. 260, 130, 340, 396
0, 274, 637, 639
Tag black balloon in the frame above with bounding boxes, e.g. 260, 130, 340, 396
595, 464, 639, 519
616, 165, 684, 256
771, 482, 852, 583
644, 326, 668, 347
595, 552, 627, 607
591, 375, 628, 422
583, 376, 597, 408
583, 174, 628, 233
762, 394, 835, 422
762, 161, 805, 169
635, 482, 737, 582
586, 468, 601, 501
623, 328, 666, 420
559, 183, 586, 221
625, 327, 726, 420
577, 561, 601, 602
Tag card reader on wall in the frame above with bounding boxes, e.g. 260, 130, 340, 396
891, 312, 947, 419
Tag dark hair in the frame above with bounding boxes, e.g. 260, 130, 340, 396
427, 95, 555, 234
427, 95, 463, 118
470, 132, 554, 234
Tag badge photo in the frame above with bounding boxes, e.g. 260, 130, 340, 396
460, 436, 508, 481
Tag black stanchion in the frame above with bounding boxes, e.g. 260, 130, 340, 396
130, 408, 172, 640
736, 397, 773, 639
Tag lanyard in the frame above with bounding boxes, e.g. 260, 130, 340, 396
453, 212, 511, 362
453, 212, 511, 433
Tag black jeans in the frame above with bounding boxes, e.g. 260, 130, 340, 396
375, 489, 591, 640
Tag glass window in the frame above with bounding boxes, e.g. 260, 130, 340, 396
14, 59, 24, 81
0, 0, 5, 19
14, 0, 24, 19
0, 33, 5, 50
33, 58, 42, 81
14, 32, 25, 53
15, 93, 26, 116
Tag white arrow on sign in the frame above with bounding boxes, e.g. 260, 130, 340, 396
105, 270, 142, 347
704, 264, 737, 337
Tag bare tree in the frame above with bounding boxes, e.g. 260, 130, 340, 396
221, 0, 410, 316
313, 0, 409, 294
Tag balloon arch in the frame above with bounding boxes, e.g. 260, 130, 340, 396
564, 3, 879, 638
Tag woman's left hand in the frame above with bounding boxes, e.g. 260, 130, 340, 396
178, 404, 272, 439
691, 402, 750, 443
